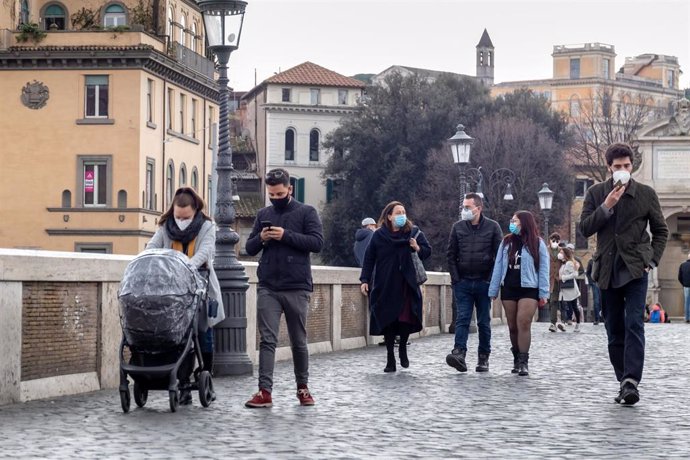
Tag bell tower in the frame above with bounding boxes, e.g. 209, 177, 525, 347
476, 29, 494, 86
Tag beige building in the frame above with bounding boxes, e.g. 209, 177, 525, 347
0, 0, 220, 255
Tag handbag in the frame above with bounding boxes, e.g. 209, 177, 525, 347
561, 278, 575, 289
411, 228, 428, 285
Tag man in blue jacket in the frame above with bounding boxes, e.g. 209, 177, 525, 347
244, 168, 324, 409
354, 217, 377, 267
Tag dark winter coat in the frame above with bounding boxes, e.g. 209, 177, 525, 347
446, 214, 502, 283
359, 225, 431, 335
353, 228, 374, 267
245, 198, 324, 291
679, 260, 690, 287
579, 178, 668, 290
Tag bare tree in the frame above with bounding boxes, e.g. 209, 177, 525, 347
568, 86, 658, 181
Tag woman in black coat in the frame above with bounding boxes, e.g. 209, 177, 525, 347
360, 201, 432, 372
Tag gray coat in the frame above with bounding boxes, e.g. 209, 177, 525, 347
147, 220, 225, 328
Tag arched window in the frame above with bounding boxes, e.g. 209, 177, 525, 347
61, 190, 72, 208
285, 128, 295, 161
179, 163, 187, 186
191, 167, 198, 191
117, 190, 127, 208
167, 7, 174, 38
191, 21, 198, 52
166, 160, 175, 207
42, 3, 67, 30
309, 129, 320, 162
20, 0, 30, 25
179, 14, 186, 46
103, 4, 127, 27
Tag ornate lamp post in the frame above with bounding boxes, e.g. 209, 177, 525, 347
198, 0, 252, 375
537, 183, 554, 239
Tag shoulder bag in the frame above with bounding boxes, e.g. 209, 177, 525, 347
411, 228, 428, 285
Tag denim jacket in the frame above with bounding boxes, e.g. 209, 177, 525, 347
488, 238, 550, 300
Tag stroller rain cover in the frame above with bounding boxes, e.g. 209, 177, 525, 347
119, 248, 206, 352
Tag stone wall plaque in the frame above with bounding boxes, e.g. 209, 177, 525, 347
656, 150, 690, 179
20, 80, 50, 110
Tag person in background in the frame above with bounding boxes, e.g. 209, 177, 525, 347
360, 201, 431, 373
488, 210, 549, 376
547, 233, 565, 332
559, 246, 583, 332
147, 186, 224, 405
587, 257, 602, 325
678, 253, 690, 324
354, 217, 377, 267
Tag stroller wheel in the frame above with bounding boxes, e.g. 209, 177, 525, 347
120, 389, 131, 413
169, 390, 179, 413
133, 382, 148, 408
198, 371, 214, 407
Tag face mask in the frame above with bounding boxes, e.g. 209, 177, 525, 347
557, 253, 565, 261
508, 223, 520, 235
550, 242, 559, 249
461, 208, 474, 221
175, 218, 192, 231
612, 170, 631, 186
270, 195, 290, 210
393, 215, 407, 228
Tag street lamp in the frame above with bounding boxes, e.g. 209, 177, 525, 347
448, 124, 475, 204
537, 182, 554, 238
198, 0, 252, 376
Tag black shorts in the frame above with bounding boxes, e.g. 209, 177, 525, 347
500, 286, 539, 301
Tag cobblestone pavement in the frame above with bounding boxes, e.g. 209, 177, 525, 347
2, 322, 690, 459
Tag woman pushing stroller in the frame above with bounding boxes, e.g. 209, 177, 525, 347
146, 186, 224, 404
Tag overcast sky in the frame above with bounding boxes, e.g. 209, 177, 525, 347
228, 0, 690, 92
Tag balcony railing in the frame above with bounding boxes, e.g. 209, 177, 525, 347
171, 40, 214, 79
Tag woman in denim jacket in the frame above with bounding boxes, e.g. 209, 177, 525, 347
489, 210, 549, 376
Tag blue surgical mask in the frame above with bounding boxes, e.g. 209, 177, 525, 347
393, 215, 407, 228
508, 223, 520, 235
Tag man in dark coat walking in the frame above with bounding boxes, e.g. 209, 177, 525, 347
353, 217, 377, 267
679, 253, 690, 323
580, 143, 668, 406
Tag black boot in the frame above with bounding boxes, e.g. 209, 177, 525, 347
511, 347, 519, 374
475, 352, 490, 372
384, 333, 396, 373
445, 348, 467, 372
399, 334, 410, 368
518, 352, 529, 376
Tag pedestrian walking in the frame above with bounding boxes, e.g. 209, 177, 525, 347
586, 258, 602, 325
678, 253, 690, 323
360, 201, 431, 373
354, 217, 377, 267
445, 193, 502, 373
488, 210, 549, 376
580, 143, 668, 406
558, 246, 582, 332
547, 233, 566, 332
146, 186, 225, 405
244, 168, 324, 408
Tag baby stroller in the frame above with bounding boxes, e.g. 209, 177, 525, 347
118, 248, 214, 413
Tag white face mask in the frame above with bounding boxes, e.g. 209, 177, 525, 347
461, 208, 474, 221
550, 242, 559, 249
175, 218, 192, 231
557, 253, 565, 261
612, 170, 631, 186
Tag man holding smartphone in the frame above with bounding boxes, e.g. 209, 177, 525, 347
580, 143, 668, 406
244, 168, 324, 408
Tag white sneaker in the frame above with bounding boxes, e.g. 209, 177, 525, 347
549, 323, 557, 333
557, 322, 566, 332
574, 323, 581, 332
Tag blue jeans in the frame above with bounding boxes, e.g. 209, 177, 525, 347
591, 282, 602, 322
453, 279, 491, 354
601, 273, 647, 384
685, 287, 690, 321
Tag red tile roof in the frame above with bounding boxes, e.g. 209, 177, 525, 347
265, 61, 365, 88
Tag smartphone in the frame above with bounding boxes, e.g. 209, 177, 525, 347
260, 220, 273, 229
614, 180, 623, 189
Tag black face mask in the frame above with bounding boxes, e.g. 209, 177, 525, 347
270, 195, 290, 210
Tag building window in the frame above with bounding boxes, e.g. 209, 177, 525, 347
326, 178, 342, 203
178, 93, 186, 134
667, 70, 675, 88
574, 178, 594, 198
167, 7, 174, 37
78, 156, 111, 207
42, 3, 66, 30
85, 75, 109, 118
338, 89, 348, 105
570, 58, 580, 79
602, 58, 610, 79
208, 106, 214, 144
75, 243, 113, 254
191, 167, 198, 191
167, 88, 173, 129
61, 190, 71, 208
191, 21, 198, 52
20, 0, 30, 25
103, 4, 126, 27
285, 128, 295, 161
179, 163, 187, 186
282, 88, 291, 102
179, 13, 186, 46
309, 129, 319, 161
569, 96, 580, 117
146, 79, 154, 123
310, 88, 320, 105
166, 161, 175, 207
191, 99, 197, 137
117, 190, 127, 208
289, 177, 305, 203
145, 158, 155, 210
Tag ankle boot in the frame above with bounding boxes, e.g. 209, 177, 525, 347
445, 348, 467, 372
399, 344, 409, 368
511, 347, 519, 374
518, 352, 529, 376
475, 352, 490, 372
384, 334, 396, 373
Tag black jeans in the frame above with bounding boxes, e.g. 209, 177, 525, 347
601, 273, 648, 384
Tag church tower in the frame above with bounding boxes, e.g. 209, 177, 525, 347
476, 29, 494, 86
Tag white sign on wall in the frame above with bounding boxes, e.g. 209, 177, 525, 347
655, 150, 690, 179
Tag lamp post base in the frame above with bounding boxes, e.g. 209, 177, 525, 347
214, 354, 253, 376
